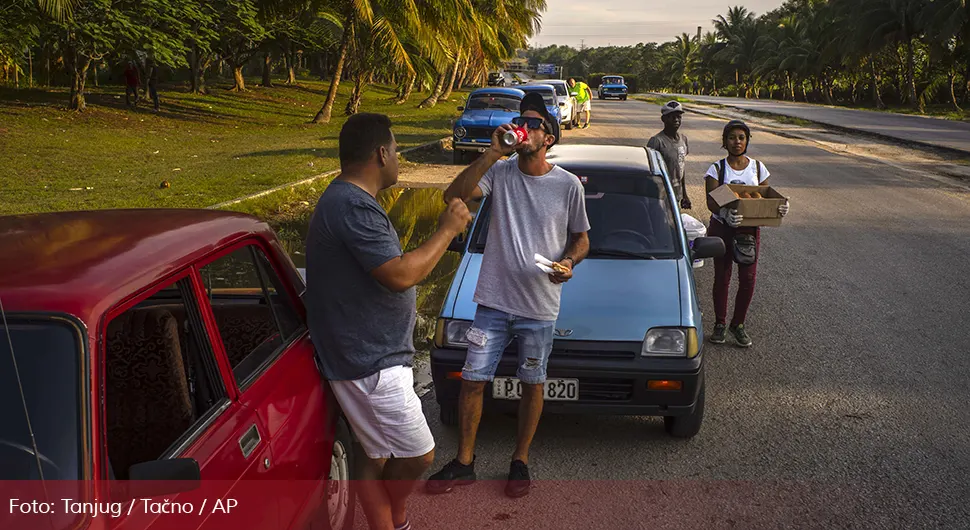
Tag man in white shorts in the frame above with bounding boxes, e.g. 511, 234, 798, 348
305, 113, 473, 530
568, 78, 593, 128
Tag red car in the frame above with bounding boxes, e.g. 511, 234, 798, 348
0, 209, 355, 530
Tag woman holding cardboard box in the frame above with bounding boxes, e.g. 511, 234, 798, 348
704, 120, 790, 347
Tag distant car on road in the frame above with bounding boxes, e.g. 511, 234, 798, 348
598, 75, 628, 100
487, 72, 506, 87
528, 79, 578, 130
431, 144, 726, 438
452, 87, 524, 164
0, 209, 355, 530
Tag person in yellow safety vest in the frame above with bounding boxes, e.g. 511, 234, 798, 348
568, 78, 593, 129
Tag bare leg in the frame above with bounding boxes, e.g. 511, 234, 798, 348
512, 382, 544, 464
382, 450, 434, 527
355, 451, 394, 530
457, 380, 487, 464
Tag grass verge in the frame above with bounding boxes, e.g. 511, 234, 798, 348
0, 79, 465, 216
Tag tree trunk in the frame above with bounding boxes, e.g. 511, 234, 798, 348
262, 52, 273, 87
312, 19, 353, 124
287, 48, 297, 84
868, 54, 885, 109
231, 63, 246, 91
822, 71, 834, 105
418, 71, 447, 108
188, 49, 200, 93
345, 73, 365, 115
441, 52, 461, 101
950, 71, 963, 112
69, 55, 91, 111
396, 74, 415, 104
91, 62, 98, 88
456, 58, 469, 89
28, 49, 33, 88
905, 38, 918, 107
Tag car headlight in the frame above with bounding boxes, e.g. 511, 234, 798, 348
435, 319, 472, 348
454, 126, 466, 139
642, 328, 699, 358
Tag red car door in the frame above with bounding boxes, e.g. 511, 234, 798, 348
100, 272, 279, 530
196, 242, 332, 530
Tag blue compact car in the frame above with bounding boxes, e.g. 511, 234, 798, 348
517, 84, 563, 126
598, 75, 628, 100
453, 87, 524, 164
432, 144, 726, 438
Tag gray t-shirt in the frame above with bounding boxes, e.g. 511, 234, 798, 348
647, 131, 689, 201
474, 158, 591, 322
304, 180, 416, 381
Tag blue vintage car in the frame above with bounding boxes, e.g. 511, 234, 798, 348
517, 84, 563, 127
452, 87, 524, 164
598, 75, 628, 100
432, 144, 725, 438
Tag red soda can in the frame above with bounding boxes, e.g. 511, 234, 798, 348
501, 126, 528, 146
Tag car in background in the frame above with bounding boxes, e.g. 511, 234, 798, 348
0, 209, 356, 530
487, 72, 506, 87
517, 84, 563, 130
452, 87, 524, 164
529, 79, 578, 130
431, 144, 726, 439
598, 75, 629, 100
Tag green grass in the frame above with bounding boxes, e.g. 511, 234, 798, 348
0, 79, 467, 216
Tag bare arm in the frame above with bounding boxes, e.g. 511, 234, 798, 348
444, 123, 517, 203
706, 177, 720, 214
551, 232, 590, 285
371, 199, 472, 292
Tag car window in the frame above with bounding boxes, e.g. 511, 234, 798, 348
199, 245, 305, 388
1, 317, 82, 481
466, 94, 520, 111
102, 275, 228, 480
552, 83, 567, 96
471, 171, 680, 259
604, 77, 624, 85
525, 89, 556, 106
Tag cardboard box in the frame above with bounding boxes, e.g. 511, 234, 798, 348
708, 184, 787, 227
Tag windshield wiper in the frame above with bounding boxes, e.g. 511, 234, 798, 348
588, 248, 656, 259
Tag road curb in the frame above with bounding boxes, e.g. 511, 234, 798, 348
648, 94, 970, 159
207, 136, 450, 210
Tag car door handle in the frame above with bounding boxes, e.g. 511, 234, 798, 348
238, 424, 261, 459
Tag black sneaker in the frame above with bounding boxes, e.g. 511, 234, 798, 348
505, 460, 531, 498
709, 323, 727, 344
729, 324, 752, 347
425, 458, 476, 494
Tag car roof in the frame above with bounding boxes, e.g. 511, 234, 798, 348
545, 144, 660, 175
0, 209, 279, 325
470, 87, 524, 97
520, 84, 555, 92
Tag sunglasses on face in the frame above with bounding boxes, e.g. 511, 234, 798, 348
511, 116, 551, 133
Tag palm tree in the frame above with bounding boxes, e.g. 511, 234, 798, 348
856, 0, 928, 107
664, 33, 699, 92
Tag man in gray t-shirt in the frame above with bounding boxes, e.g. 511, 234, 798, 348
647, 100, 691, 209
427, 92, 590, 499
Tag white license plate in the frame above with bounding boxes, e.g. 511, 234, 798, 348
492, 378, 579, 401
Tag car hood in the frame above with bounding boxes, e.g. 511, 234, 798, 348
448, 255, 683, 342
458, 111, 518, 128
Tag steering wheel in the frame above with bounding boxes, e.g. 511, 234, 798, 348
599, 229, 654, 250
0, 439, 61, 478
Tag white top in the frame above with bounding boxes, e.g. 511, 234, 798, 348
705, 157, 771, 222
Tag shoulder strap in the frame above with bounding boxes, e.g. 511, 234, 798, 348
756, 160, 761, 182
718, 159, 726, 185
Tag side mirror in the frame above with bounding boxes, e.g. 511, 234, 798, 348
448, 232, 467, 253
690, 237, 725, 260
115, 458, 201, 500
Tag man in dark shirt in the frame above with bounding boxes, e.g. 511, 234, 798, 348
305, 113, 472, 530
123, 62, 140, 107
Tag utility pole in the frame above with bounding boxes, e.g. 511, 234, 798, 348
697, 26, 702, 42
580, 39, 585, 51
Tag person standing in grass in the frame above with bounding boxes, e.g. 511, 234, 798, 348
123, 62, 140, 107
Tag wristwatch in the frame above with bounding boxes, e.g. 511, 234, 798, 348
562, 256, 575, 267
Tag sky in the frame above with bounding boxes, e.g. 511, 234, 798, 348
529, 0, 785, 49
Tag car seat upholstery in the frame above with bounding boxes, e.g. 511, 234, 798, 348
104, 308, 194, 479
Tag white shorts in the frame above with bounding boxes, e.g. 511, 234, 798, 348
329, 365, 435, 460
577, 100, 591, 112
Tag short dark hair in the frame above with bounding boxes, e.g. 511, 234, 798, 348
339, 113, 393, 165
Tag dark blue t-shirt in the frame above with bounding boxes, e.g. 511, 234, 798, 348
304, 180, 416, 381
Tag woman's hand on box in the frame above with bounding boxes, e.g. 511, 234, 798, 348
721, 207, 743, 228
778, 201, 790, 217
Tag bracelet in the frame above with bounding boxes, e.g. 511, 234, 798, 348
562, 256, 575, 266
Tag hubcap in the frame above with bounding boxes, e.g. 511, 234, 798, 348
327, 440, 350, 529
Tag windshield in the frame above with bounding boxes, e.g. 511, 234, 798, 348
466, 94, 520, 112
524, 89, 556, 106
603, 77, 624, 85
549, 83, 567, 96
489, 73, 502, 80
0, 318, 82, 480
471, 172, 680, 259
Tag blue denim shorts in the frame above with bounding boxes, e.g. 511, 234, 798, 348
461, 305, 555, 385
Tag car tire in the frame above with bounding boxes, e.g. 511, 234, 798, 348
440, 401, 459, 427
663, 381, 705, 439
621, 95, 627, 101
322, 416, 356, 530
564, 118, 573, 130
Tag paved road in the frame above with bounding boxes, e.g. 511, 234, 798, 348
660, 93, 970, 156
357, 99, 970, 529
